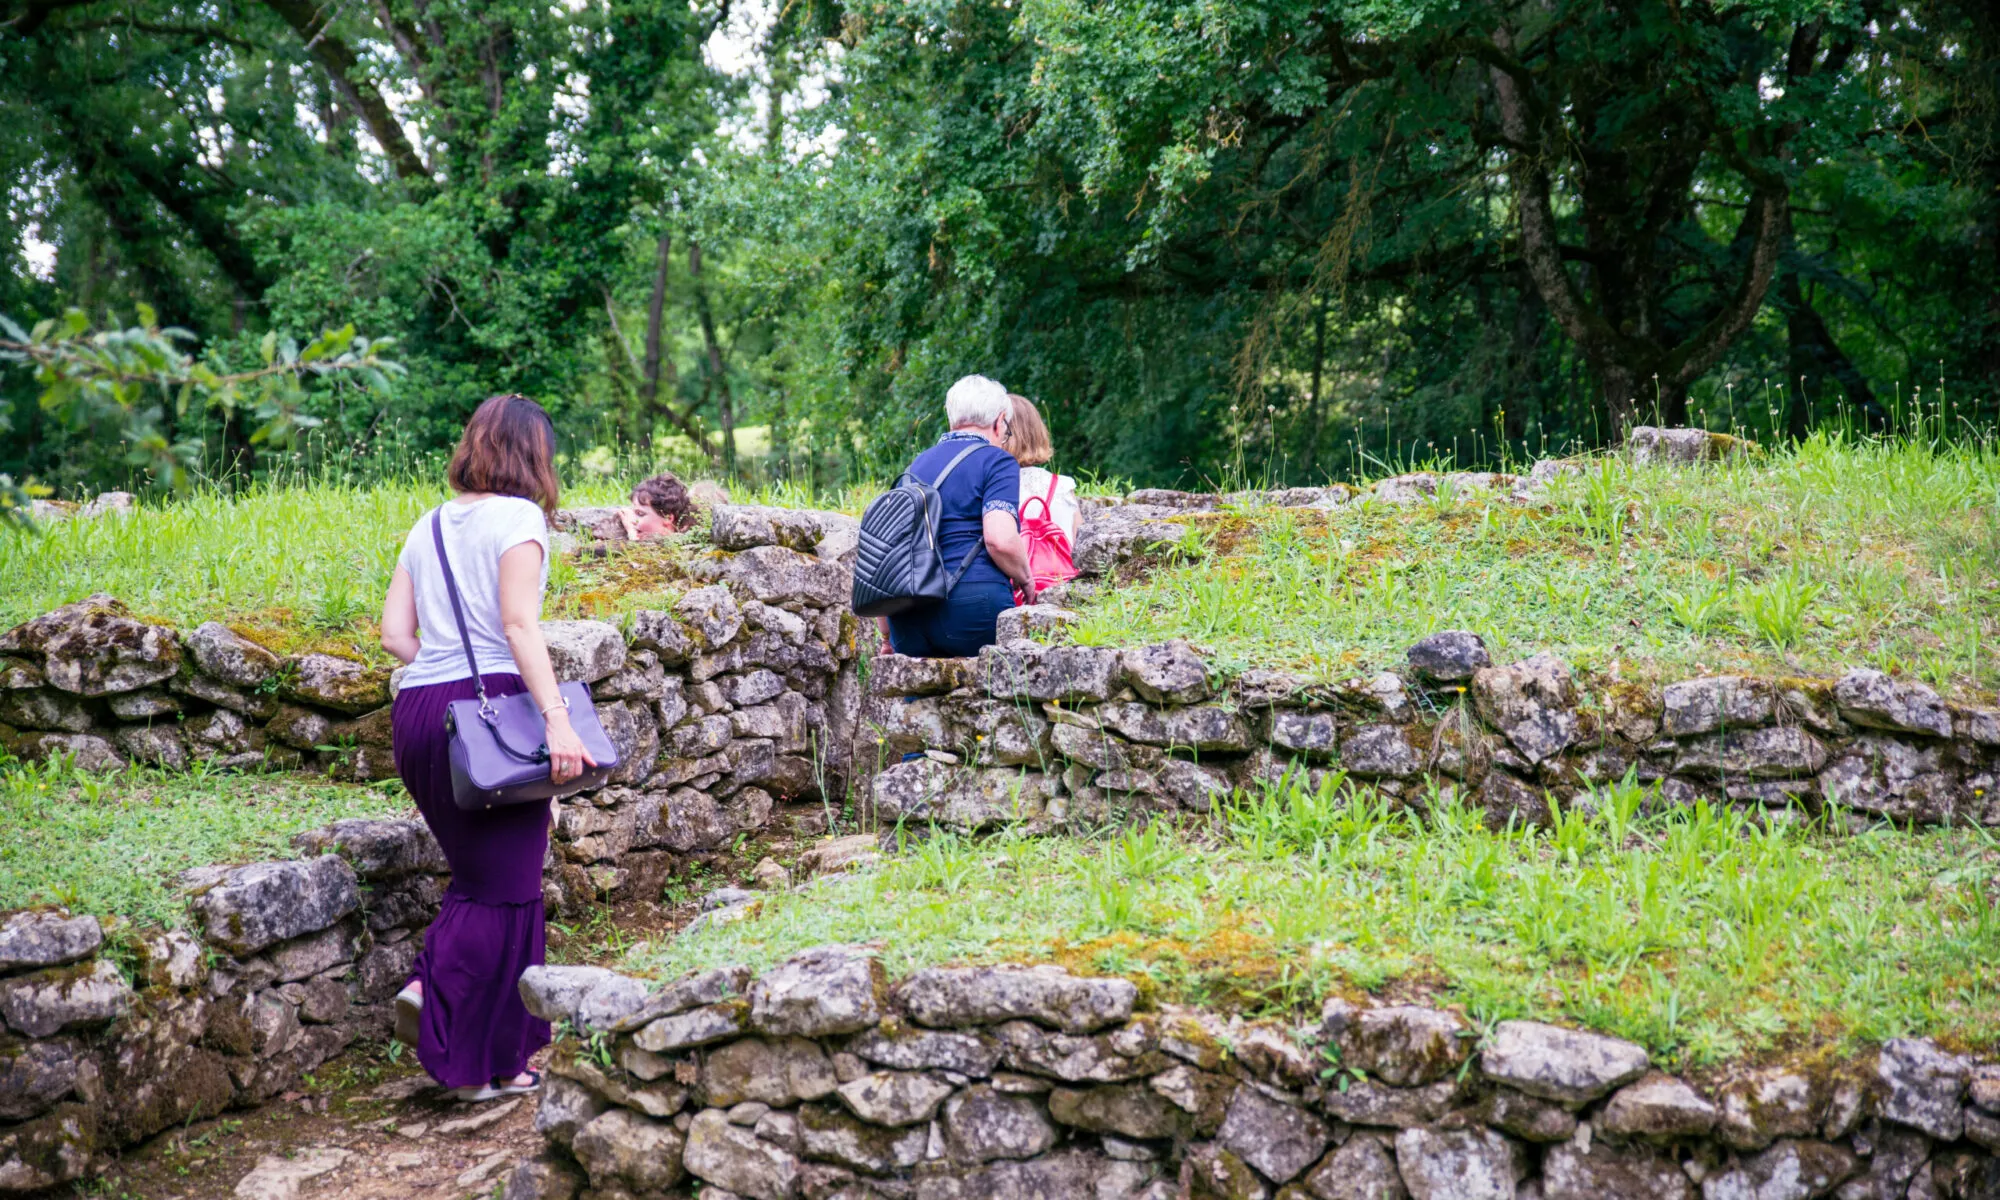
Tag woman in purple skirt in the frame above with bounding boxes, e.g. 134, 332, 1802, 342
376, 394, 594, 1102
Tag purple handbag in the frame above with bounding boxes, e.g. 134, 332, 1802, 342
430, 511, 620, 810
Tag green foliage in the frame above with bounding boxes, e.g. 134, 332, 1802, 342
0, 754, 407, 927
631, 772, 2000, 1065
0, 308, 399, 515
1067, 433, 2000, 695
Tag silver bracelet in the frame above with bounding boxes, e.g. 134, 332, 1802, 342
539, 697, 572, 717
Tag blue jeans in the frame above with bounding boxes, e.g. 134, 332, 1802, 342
887, 581, 1015, 658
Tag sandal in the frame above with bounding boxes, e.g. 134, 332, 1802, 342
446, 1071, 541, 1103
393, 983, 422, 1048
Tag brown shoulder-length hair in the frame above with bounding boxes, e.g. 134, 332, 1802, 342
447, 394, 560, 514
1006, 393, 1054, 467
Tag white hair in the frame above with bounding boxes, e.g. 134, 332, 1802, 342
945, 374, 1010, 428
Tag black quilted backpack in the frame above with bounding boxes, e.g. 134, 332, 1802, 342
851, 442, 985, 617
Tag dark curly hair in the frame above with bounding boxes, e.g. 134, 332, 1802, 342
632, 473, 695, 525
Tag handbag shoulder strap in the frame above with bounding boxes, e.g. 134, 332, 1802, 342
430, 509, 490, 710
927, 442, 983, 490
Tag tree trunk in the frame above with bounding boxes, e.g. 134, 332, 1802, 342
640, 231, 677, 450
260, 0, 431, 184
1308, 292, 1326, 463
690, 241, 736, 475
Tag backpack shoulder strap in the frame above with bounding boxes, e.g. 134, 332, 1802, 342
926, 442, 983, 490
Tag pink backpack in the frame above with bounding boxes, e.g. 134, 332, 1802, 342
1014, 472, 1079, 604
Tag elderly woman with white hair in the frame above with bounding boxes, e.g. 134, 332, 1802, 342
883, 374, 1041, 658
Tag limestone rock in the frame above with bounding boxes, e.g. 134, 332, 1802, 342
1834, 670, 1954, 739
1073, 508, 1190, 577
1270, 711, 1341, 760
0, 911, 102, 974
748, 946, 885, 1037
186, 856, 360, 956
187, 621, 282, 688
981, 642, 1124, 704
711, 504, 824, 553
1406, 631, 1491, 684
0, 1040, 81, 1121
500, 1152, 586, 1200
0, 689, 95, 733
517, 964, 630, 1026
572, 1107, 686, 1193
1627, 426, 1750, 465
1599, 1072, 1720, 1142
797, 835, 883, 879
902, 965, 1137, 1034
0, 960, 132, 1037
1477, 1089, 1577, 1143
535, 1074, 610, 1147
1476, 771, 1555, 831
1674, 726, 1828, 779
539, 620, 626, 684
1122, 640, 1211, 704
871, 760, 1059, 830
231, 1146, 350, 1200
1876, 1038, 1969, 1141
1295, 1132, 1408, 1200
115, 724, 189, 769
996, 1020, 1171, 1084
4, 731, 125, 770
1186, 1142, 1272, 1200
1219, 1085, 1331, 1184
106, 688, 180, 720
1099, 702, 1253, 752
1715, 1072, 1818, 1151
995, 605, 1082, 645
691, 544, 848, 608
1342, 724, 1424, 778
1320, 1079, 1459, 1128
1699, 1138, 1858, 1200
797, 1101, 928, 1172
1542, 1135, 1693, 1200
935, 1148, 1159, 1200
1049, 1082, 1186, 1139
1477, 1020, 1649, 1107
869, 654, 980, 697
684, 1107, 800, 1200
0, 593, 181, 696
941, 1085, 1060, 1164
1662, 677, 1774, 737
1392, 1126, 1525, 1200
629, 608, 696, 664
1472, 653, 1578, 764
836, 1069, 956, 1126
703, 1036, 839, 1107
635, 1002, 744, 1053
849, 1025, 1003, 1076
1321, 1002, 1470, 1087
291, 818, 446, 879
281, 653, 390, 714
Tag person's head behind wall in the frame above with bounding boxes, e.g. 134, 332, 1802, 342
946, 374, 1011, 433
447, 394, 560, 514
629, 472, 694, 538
1005, 393, 1053, 467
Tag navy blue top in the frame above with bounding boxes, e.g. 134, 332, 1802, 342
904, 431, 1020, 589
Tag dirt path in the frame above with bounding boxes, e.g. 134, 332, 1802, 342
81, 1038, 545, 1200
85, 812, 842, 1199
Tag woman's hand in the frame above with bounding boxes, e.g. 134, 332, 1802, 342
617, 507, 642, 540
544, 709, 597, 785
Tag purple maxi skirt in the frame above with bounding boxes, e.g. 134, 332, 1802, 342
390, 672, 552, 1088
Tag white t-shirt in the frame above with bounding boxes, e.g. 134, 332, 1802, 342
1018, 467, 1080, 541
395, 496, 550, 689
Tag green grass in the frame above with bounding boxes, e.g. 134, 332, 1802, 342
627, 772, 2000, 1068
1072, 433, 2000, 698
0, 754, 411, 928
0, 467, 872, 659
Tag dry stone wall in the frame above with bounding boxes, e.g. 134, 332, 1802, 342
0, 504, 871, 1191
863, 631, 2000, 835
0, 817, 446, 1192
503, 950, 2000, 1200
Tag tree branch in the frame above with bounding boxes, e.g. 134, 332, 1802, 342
260, 0, 433, 184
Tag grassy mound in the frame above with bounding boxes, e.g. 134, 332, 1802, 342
628, 773, 2000, 1069
0, 756, 410, 926
1075, 434, 2000, 698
